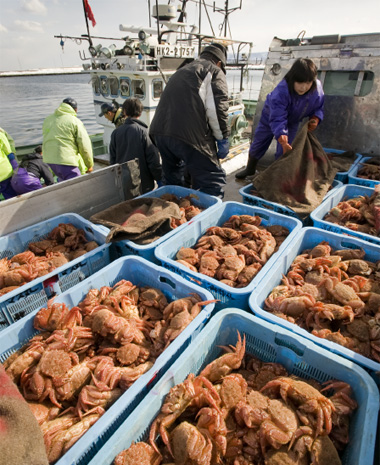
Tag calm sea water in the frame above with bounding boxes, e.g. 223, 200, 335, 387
0, 70, 263, 147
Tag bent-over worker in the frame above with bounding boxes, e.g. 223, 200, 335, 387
149, 43, 230, 198
99, 102, 126, 128
236, 58, 324, 179
11, 145, 55, 194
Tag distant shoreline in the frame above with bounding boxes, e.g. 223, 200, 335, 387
1, 60, 265, 77
0, 67, 88, 77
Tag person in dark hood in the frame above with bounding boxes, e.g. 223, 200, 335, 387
11, 145, 55, 195
109, 98, 162, 194
149, 43, 230, 198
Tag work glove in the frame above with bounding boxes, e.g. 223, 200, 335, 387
217, 139, 230, 159
308, 116, 319, 132
278, 135, 292, 154
7, 152, 18, 170
86, 166, 94, 173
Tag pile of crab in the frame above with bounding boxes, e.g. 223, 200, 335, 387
3, 278, 214, 464
114, 332, 356, 465
264, 240, 380, 363
322, 190, 380, 236
0, 223, 99, 296
355, 158, 380, 181
159, 194, 205, 228
174, 214, 290, 288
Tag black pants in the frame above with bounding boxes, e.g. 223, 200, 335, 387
154, 135, 226, 198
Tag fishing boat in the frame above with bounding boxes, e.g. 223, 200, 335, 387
56, 0, 255, 156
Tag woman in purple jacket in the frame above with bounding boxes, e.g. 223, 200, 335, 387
236, 58, 324, 179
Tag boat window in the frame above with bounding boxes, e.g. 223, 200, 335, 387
100, 76, 109, 96
91, 75, 100, 95
132, 79, 145, 99
319, 70, 374, 97
152, 79, 163, 99
120, 78, 131, 97
108, 76, 119, 97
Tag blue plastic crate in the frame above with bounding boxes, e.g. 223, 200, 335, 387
249, 227, 380, 382
325, 147, 363, 183
87, 308, 379, 465
0, 256, 216, 465
239, 179, 343, 223
154, 201, 302, 310
310, 184, 380, 246
0, 213, 111, 327
112, 185, 222, 264
348, 156, 380, 188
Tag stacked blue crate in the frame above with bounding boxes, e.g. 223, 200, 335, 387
348, 156, 380, 187
238, 145, 361, 224
111, 186, 222, 264
87, 309, 379, 465
310, 184, 380, 246
325, 147, 362, 183
0, 213, 111, 328
249, 227, 380, 384
239, 179, 343, 223
155, 201, 302, 309
0, 256, 216, 465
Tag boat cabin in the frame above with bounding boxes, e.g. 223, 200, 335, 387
82, 3, 252, 148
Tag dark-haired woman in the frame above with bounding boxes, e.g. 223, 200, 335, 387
236, 58, 324, 179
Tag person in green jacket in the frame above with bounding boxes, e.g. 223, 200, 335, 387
42, 98, 94, 182
0, 127, 16, 154
0, 129, 18, 200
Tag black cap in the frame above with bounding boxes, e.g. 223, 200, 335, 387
34, 145, 42, 154
99, 102, 117, 117
200, 43, 227, 73
62, 97, 77, 110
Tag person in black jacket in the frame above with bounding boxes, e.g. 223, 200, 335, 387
109, 98, 162, 194
149, 43, 230, 198
11, 145, 55, 195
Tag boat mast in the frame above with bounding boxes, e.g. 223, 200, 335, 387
213, 0, 243, 37
81, 0, 93, 47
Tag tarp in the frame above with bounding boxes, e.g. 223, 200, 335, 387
90, 197, 182, 244
252, 122, 341, 219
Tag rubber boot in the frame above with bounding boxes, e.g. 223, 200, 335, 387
235, 157, 258, 179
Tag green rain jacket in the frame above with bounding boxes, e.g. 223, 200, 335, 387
0, 128, 16, 154
42, 103, 94, 170
0, 131, 13, 182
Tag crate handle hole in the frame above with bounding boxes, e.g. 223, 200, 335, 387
340, 241, 362, 250
159, 276, 176, 289
275, 335, 305, 357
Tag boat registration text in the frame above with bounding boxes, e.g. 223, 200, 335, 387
156, 45, 195, 58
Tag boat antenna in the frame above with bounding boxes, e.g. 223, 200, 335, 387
148, 0, 151, 27
213, 0, 242, 37
81, 0, 93, 47
155, 0, 160, 42
178, 0, 189, 22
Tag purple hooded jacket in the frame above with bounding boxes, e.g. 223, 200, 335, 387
250, 79, 324, 160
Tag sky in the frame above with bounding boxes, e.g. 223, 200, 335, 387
0, 0, 379, 71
